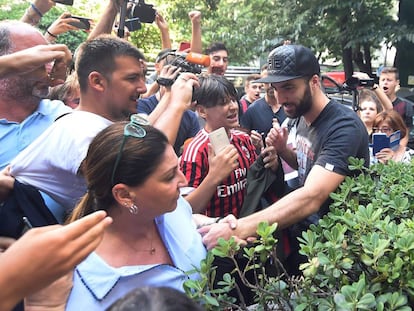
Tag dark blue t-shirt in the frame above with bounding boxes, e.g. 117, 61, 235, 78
137, 94, 200, 155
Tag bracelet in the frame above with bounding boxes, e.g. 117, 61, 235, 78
30, 2, 43, 18
24, 9, 39, 25
46, 30, 58, 38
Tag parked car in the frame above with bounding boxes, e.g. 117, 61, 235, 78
320, 74, 354, 110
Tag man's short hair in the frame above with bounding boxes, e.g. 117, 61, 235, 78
380, 66, 399, 80
205, 42, 228, 55
75, 35, 145, 92
245, 74, 261, 87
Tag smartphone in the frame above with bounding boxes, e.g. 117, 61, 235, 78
52, 0, 74, 5
208, 127, 230, 154
68, 16, 91, 30
372, 133, 389, 155
179, 41, 191, 52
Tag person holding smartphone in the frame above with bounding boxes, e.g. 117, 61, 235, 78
44, 12, 92, 43
371, 110, 414, 164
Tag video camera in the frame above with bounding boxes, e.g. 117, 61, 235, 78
118, 0, 156, 36
341, 77, 376, 112
128, 0, 156, 23
343, 77, 375, 91
164, 52, 211, 75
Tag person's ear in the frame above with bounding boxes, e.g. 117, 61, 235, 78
88, 71, 106, 92
196, 105, 207, 119
112, 184, 135, 207
310, 74, 320, 89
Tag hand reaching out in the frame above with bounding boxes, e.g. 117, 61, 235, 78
266, 125, 289, 153
0, 211, 112, 311
261, 145, 279, 171
250, 130, 264, 151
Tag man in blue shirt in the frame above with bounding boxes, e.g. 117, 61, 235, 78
0, 21, 72, 170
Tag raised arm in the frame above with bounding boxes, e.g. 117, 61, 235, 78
44, 12, 92, 43
150, 72, 197, 146
155, 12, 172, 49
0, 45, 72, 79
87, 0, 120, 40
189, 11, 202, 53
199, 165, 345, 249
20, 0, 55, 26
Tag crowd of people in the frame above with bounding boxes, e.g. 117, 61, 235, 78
0, 0, 413, 310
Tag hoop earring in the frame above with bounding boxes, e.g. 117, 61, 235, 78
129, 204, 139, 215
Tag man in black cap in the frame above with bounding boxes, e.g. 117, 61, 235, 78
199, 44, 370, 274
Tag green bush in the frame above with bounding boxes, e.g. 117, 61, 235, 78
184, 158, 414, 310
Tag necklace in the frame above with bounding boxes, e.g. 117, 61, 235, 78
125, 223, 156, 255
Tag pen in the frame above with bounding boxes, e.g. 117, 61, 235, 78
22, 217, 33, 229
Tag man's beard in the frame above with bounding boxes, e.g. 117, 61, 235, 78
0, 76, 46, 103
284, 84, 312, 118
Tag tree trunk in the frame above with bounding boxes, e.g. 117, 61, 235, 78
394, 0, 414, 87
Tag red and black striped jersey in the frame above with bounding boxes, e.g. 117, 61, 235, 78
180, 128, 257, 217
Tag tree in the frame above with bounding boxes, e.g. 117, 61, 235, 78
394, 0, 414, 87
3, 0, 414, 74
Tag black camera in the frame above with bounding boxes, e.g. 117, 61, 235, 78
167, 54, 202, 74
125, 17, 141, 32
129, 0, 156, 23
164, 52, 210, 75
343, 77, 375, 91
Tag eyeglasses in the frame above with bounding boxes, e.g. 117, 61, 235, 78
372, 127, 393, 133
111, 114, 150, 185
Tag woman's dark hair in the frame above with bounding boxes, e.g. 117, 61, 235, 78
106, 286, 205, 311
373, 110, 407, 139
68, 122, 168, 222
193, 74, 237, 108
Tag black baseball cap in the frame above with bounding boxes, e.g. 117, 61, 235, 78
255, 45, 320, 83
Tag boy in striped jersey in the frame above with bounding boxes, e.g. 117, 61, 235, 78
180, 74, 279, 218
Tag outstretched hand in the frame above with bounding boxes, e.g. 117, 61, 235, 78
198, 222, 247, 250
0, 210, 112, 310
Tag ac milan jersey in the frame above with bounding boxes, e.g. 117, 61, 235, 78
180, 128, 257, 217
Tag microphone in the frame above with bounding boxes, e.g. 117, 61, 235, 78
184, 52, 211, 67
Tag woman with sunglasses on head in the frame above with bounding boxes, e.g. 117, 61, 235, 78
371, 110, 414, 164
63, 117, 223, 310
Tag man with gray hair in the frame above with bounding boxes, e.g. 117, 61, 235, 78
0, 20, 72, 170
